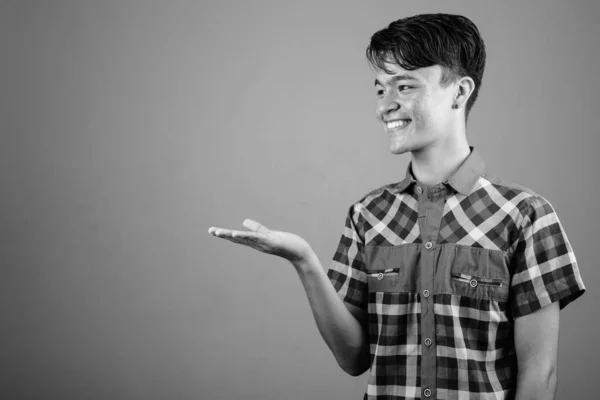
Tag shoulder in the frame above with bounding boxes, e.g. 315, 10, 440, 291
350, 181, 403, 213
479, 172, 558, 222
481, 172, 543, 198
339, 181, 404, 229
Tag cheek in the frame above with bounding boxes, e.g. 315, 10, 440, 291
412, 96, 445, 127
375, 101, 385, 120
409, 99, 428, 125
429, 91, 453, 116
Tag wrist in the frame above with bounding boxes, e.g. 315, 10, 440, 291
291, 247, 318, 274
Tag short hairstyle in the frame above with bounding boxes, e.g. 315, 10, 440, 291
366, 13, 486, 120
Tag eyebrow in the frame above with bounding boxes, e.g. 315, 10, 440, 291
374, 74, 419, 87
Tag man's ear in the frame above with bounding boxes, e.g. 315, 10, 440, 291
453, 76, 475, 109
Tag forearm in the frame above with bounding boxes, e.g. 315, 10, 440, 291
514, 365, 557, 400
292, 251, 370, 376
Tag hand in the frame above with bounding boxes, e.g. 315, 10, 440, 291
208, 219, 313, 265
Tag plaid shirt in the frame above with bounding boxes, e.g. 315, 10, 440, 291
327, 146, 585, 400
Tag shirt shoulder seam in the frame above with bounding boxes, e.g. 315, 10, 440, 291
353, 181, 403, 207
481, 172, 544, 199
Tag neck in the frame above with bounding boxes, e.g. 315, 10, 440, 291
410, 133, 471, 189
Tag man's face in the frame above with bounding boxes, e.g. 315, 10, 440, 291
375, 63, 457, 155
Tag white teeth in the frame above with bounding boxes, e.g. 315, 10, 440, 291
386, 120, 410, 129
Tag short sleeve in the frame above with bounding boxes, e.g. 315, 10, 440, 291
510, 196, 585, 319
327, 203, 368, 310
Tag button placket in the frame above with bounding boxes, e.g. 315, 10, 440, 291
417, 191, 444, 399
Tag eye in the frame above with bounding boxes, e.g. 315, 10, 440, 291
398, 85, 412, 92
376, 89, 384, 97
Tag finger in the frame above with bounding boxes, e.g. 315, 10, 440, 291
209, 229, 244, 242
243, 219, 268, 233
231, 230, 263, 241
220, 236, 251, 246
209, 228, 236, 237
208, 227, 220, 235
221, 235, 265, 250
209, 228, 261, 241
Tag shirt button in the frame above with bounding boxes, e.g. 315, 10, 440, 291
424, 388, 432, 397
424, 337, 432, 346
416, 186, 423, 194
469, 279, 478, 288
425, 241, 433, 249
423, 289, 430, 298
377, 273, 384, 280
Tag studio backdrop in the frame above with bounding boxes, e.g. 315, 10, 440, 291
1, 1, 598, 399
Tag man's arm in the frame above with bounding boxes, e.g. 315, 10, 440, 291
294, 251, 370, 376
208, 219, 370, 376
513, 301, 560, 400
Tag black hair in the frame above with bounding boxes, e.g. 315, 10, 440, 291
366, 13, 486, 120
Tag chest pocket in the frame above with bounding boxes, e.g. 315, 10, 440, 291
364, 244, 420, 293
436, 245, 510, 302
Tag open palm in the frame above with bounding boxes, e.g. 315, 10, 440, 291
208, 219, 312, 264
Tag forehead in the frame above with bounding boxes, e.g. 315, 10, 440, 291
375, 62, 443, 86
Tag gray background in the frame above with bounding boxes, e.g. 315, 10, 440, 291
1, 1, 598, 399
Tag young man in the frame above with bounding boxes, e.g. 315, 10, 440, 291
208, 13, 585, 400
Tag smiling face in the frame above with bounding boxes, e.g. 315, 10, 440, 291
375, 63, 459, 155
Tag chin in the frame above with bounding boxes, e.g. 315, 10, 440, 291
390, 137, 432, 155
389, 145, 409, 155
388, 137, 413, 154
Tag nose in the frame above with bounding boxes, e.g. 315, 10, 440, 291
377, 93, 400, 117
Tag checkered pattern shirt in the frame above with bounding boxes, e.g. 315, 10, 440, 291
327, 146, 585, 400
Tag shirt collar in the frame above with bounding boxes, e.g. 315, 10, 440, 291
395, 146, 486, 196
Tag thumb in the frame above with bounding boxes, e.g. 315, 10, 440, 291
243, 219, 268, 233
